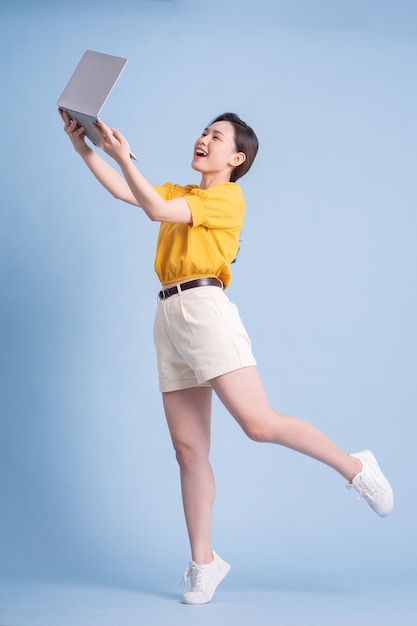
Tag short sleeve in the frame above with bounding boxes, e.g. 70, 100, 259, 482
186, 184, 245, 229
153, 182, 184, 200
153, 182, 245, 229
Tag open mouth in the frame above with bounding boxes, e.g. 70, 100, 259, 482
195, 149, 208, 157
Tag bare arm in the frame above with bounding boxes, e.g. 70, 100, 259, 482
59, 109, 139, 205
93, 119, 192, 224
59, 110, 192, 224
81, 149, 140, 205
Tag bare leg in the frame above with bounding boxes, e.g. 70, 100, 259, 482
210, 366, 361, 481
163, 386, 214, 565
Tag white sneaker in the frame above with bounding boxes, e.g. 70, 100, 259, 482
182, 550, 231, 605
347, 450, 394, 517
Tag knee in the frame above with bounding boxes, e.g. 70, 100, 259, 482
242, 423, 271, 443
173, 441, 209, 468
239, 412, 281, 443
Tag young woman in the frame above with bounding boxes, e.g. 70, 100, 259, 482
59, 109, 393, 605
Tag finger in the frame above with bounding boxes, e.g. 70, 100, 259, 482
59, 109, 73, 131
71, 126, 85, 139
94, 118, 109, 134
63, 110, 74, 127
66, 120, 85, 140
68, 118, 80, 134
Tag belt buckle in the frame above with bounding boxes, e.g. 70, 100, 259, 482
159, 285, 179, 300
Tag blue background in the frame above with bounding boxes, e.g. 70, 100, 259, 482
1, 0, 416, 619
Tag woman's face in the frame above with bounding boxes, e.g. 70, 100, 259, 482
191, 121, 244, 178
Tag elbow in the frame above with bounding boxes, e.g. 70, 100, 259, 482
112, 190, 140, 206
142, 206, 164, 222
110, 189, 125, 200
147, 212, 162, 222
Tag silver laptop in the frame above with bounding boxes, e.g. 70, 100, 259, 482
57, 50, 135, 156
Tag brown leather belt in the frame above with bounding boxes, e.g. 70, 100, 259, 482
158, 277, 223, 300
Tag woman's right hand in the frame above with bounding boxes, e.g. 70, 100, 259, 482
58, 108, 90, 155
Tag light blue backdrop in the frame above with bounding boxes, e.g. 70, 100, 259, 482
1, 0, 416, 592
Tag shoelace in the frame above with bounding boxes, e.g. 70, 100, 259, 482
182, 562, 206, 592
346, 473, 377, 502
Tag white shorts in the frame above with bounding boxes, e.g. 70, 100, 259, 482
153, 285, 257, 392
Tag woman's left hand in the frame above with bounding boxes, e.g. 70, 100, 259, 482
94, 118, 131, 163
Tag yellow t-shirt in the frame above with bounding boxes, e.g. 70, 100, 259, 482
153, 182, 246, 289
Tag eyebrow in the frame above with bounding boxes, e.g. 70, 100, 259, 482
205, 127, 225, 137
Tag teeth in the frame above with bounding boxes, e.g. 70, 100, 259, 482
196, 150, 207, 157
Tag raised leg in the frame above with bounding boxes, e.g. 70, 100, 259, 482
210, 366, 361, 480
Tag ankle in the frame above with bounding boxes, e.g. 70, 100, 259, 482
347, 455, 362, 482
192, 550, 214, 566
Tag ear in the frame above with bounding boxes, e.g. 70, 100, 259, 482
230, 152, 246, 167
